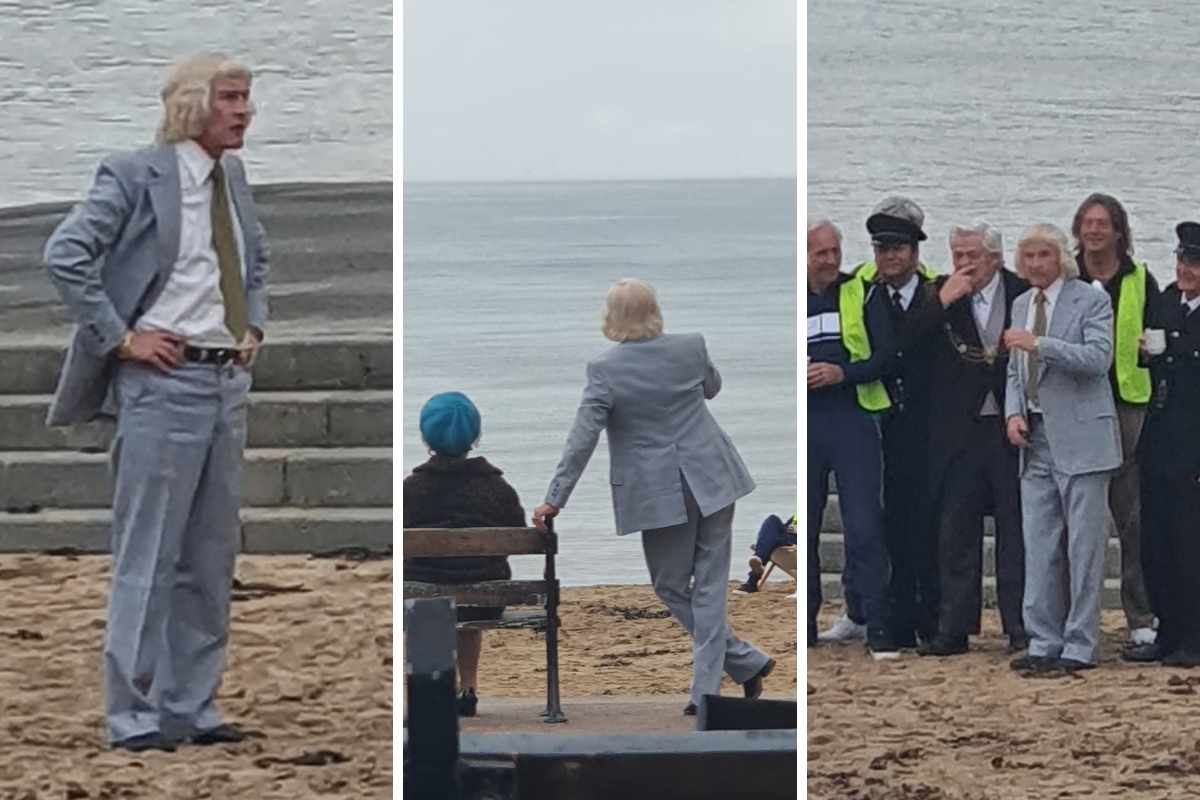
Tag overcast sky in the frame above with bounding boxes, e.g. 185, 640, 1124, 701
403, 0, 796, 182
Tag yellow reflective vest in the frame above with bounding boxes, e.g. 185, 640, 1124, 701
838, 277, 891, 412
1113, 262, 1151, 404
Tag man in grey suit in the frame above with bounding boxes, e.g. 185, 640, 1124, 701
43, 53, 268, 752
1003, 223, 1121, 675
532, 279, 775, 717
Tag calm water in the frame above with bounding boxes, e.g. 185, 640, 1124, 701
808, 0, 1200, 286
0, 0, 392, 207
402, 179, 798, 586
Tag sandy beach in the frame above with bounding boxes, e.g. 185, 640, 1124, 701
0, 555, 392, 800
808, 606, 1200, 799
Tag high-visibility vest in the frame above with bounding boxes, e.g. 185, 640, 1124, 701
854, 262, 939, 283
1114, 262, 1151, 404
838, 277, 891, 412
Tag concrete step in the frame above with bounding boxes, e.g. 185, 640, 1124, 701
0, 335, 392, 395
0, 447, 392, 509
0, 390, 391, 450
0, 507, 392, 554
818, 494, 998, 536
818, 573, 1125, 610
817, 532, 1124, 581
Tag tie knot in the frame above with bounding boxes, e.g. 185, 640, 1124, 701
973, 292, 986, 305
210, 161, 224, 183
1035, 290, 1046, 305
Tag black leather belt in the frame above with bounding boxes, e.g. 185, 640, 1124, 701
183, 346, 240, 365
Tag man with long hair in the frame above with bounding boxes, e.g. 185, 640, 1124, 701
1071, 194, 1160, 658
43, 53, 268, 752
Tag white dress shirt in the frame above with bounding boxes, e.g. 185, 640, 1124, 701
971, 269, 1003, 333
1184, 293, 1200, 315
889, 273, 920, 311
137, 140, 246, 347
1024, 277, 1065, 413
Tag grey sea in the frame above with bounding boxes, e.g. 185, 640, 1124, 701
0, 0, 392, 208
809, 0, 1199, 287
402, 179, 798, 586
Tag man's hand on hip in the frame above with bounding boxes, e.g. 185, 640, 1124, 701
237, 329, 263, 368
120, 331, 185, 373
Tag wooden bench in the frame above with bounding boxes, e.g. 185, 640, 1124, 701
402, 525, 567, 723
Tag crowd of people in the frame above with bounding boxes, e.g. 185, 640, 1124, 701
808, 194, 1200, 676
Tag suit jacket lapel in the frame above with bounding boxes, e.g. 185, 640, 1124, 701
1047, 281, 1078, 340
146, 144, 181, 284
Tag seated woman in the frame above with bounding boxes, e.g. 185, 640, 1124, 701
734, 512, 798, 595
403, 391, 525, 716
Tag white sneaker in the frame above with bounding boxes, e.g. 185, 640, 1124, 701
817, 615, 866, 642
786, 592, 798, 601
1130, 627, 1157, 646
870, 647, 900, 661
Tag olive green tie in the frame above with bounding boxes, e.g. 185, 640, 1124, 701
210, 161, 248, 341
1025, 290, 1047, 407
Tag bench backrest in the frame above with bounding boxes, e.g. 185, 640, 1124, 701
403, 527, 555, 558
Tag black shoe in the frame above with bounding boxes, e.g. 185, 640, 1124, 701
916, 635, 968, 657
1009, 654, 1053, 672
1052, 658, 1096, 673
113, 732, 176, 753
892, 632, 919, 649
190, 723, 260, 746
1006, 634, 1030, 655
458, 688, 479, 717
733, 579, 759, 595
1121, 642, 1161, 663
743, 658, 776, 699
867, 632, 900, 661
683, 702, 697, 716
1162, 650, 1200, 668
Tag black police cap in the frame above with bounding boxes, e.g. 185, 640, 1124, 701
867, 212, 927, 246
1176, 221, 1200, 260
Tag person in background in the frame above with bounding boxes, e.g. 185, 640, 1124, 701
1072, 194, 1160, 655
532, 279, 774, 716
1004, 223, 1120, 676
916, 221, 1028, 657
807, 219, 896, 659
403, 392, 523, 717
1132, 223, 1200, 667
733, 512, 797, 595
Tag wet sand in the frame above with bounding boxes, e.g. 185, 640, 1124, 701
808, 606, 1200, 799
0, 555, 392, 799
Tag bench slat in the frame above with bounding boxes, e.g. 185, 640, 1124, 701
403, 527, 554, 557
457, 610, 549, 631
402, 579, 548, 607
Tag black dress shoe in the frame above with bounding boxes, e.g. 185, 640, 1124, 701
1121, 642, 1161, 663
1009, 654, 1053, 672
683, 702, 697, 716
458, 688, 479, 717
1006, 635, 1030, 655
1052, 657, 1096, 673
190, 724, 260, 746
112, 732, 176, 753
743, 657, 776, 699
1162, 650, 1200, 668
916, 636, 968, 657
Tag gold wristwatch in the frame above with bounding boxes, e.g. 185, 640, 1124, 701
116, 332, 134, 359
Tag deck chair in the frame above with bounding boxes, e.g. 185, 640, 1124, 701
756, 544, 798, 590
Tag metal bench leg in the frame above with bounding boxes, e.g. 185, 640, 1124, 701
541, 544, 567, 723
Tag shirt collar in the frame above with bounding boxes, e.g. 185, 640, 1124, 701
175, 139, 218, 190
1182, 292, 1200, 313
973, 269, 1002, 305
890, 272, 920, 307
1038, 277, 1065, 306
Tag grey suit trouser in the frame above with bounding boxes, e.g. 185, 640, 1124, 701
641, 485, 771, 706
1021, 419, 1112, 665
104, 361, 251, 743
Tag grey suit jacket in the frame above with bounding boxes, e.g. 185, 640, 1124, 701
1005, 278, 1122, 476
545, 332, 755, 535
43, 143, 270, 426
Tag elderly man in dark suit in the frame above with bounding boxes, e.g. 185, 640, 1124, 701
1004, 224, 1121, 675
913, 221, 1029, 657
43, 52, 268, 752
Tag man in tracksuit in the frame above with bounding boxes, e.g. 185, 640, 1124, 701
807, 218, 897, 660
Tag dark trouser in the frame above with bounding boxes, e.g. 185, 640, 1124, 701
881, 414, 939, 643
808, 400, 888, 640
1140, 468, 1200, 657
746, 515, 798, 582
1112, 404, 1154, 631
934, 416, 1025, 639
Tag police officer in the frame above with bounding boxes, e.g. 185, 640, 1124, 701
855, 198, 943, 650
1132, 222, 1200, 667
807, 218, 897, 660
